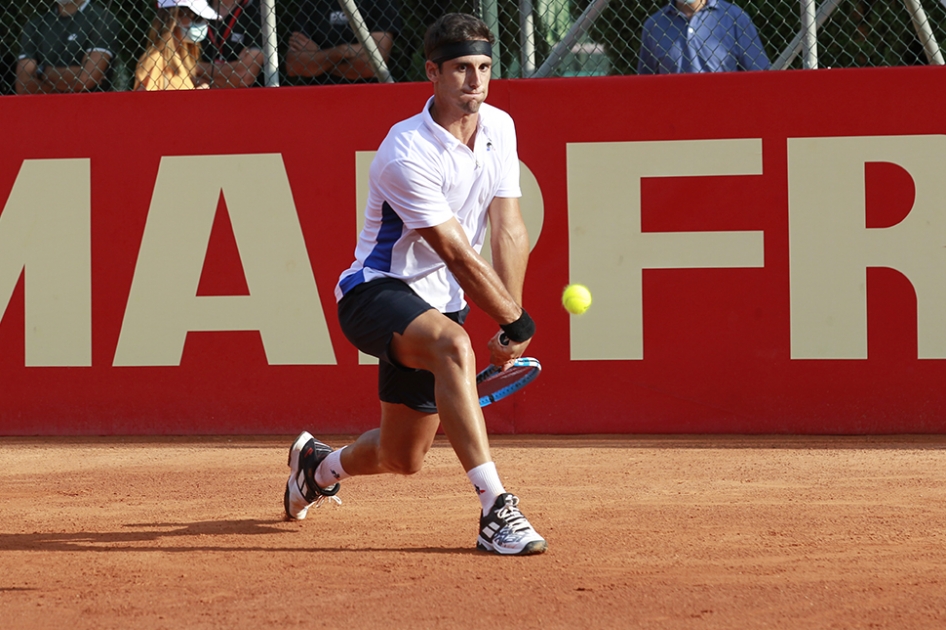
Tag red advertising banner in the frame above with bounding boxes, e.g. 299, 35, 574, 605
1, 66, 945, 435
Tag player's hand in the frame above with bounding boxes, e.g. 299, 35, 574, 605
487, 330, 530, 369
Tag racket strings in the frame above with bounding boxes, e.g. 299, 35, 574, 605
479, 366, 532, 392
476, 358, 541, 407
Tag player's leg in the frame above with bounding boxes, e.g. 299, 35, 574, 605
287, 278, 545, 553
286, 403, 440, 521
284, 430, 342, 520
385, 309, 547, 555
388, 308, 492, 472
286, 279, 448, 520
311, 311, 473, 485
327, 404, 440, 478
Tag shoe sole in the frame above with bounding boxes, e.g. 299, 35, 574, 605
283, 483, 300, 521
284, 432, 314, 521
288, 431, 313, 469
476, 537, 548, 556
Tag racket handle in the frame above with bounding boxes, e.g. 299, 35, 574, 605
499, 333, 509, 346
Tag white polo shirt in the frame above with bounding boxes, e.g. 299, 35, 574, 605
335, 96, 522, 313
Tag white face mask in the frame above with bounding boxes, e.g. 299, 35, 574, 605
181, 22, 209, 43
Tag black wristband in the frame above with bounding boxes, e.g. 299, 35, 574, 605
500, 309, 536, 343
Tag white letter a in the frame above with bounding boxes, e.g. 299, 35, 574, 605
114, 154, 335, 366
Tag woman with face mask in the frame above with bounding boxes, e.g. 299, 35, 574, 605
135, 0, 220, 90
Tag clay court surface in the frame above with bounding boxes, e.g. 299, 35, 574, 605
2, 435, 946, 629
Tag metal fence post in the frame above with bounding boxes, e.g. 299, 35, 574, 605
260, 0, 280, 87
481, 0, 503, 78
902, 0, 945, 65
531, 0, 611, 79
337, 0, 394, 82
520, 0, 537, 77
801, 0, 818, 69
772, 0, 844, 70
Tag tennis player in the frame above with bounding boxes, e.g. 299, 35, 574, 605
284, 12, 546, 556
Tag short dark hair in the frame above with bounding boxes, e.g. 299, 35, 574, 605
424, 13, 494, 63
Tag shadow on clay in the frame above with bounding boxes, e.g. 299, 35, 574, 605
0, 518, 478, 555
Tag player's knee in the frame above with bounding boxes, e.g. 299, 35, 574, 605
379, 451, 425, 476
432, 329, 475, 370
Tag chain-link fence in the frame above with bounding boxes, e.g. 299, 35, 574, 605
2, 0, 944, 94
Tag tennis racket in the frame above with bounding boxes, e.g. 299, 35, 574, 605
476, 357, 542, 407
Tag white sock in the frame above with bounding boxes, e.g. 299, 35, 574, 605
315, 447, 350, 488
466, 461, 506, 516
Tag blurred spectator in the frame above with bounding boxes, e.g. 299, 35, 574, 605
135, 0, 220, 91
638, 0, 770, 74
198, 0, 265, 88
16, 0, 119, 94
286, 0, 402, 84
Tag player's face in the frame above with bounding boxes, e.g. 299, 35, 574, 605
428, 53, 492, 115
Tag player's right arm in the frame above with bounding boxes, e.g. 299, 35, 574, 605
416, 218, 532, 365
381, 150, 534, 363
417, 219, 521, 322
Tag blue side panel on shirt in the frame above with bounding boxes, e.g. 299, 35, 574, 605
364, 201, 402, 272
338, 201, 403, 296
338, 269, 365, 295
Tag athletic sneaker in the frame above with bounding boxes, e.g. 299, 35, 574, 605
284, 431, 341, 520
476, 493, 548, 555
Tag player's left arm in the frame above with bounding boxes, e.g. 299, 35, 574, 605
485, 196, 530, 366
487, 196, 529, 304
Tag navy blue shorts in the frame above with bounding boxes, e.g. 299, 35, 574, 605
337, 277, 469, 413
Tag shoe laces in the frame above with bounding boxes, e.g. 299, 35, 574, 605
296, 473, 342, 507
312, 494, 342, 508
496, 495, 531, 532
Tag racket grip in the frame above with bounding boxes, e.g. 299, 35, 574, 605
499, 333, 509, 346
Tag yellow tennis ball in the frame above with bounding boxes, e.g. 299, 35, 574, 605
562, 284, 592, 315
